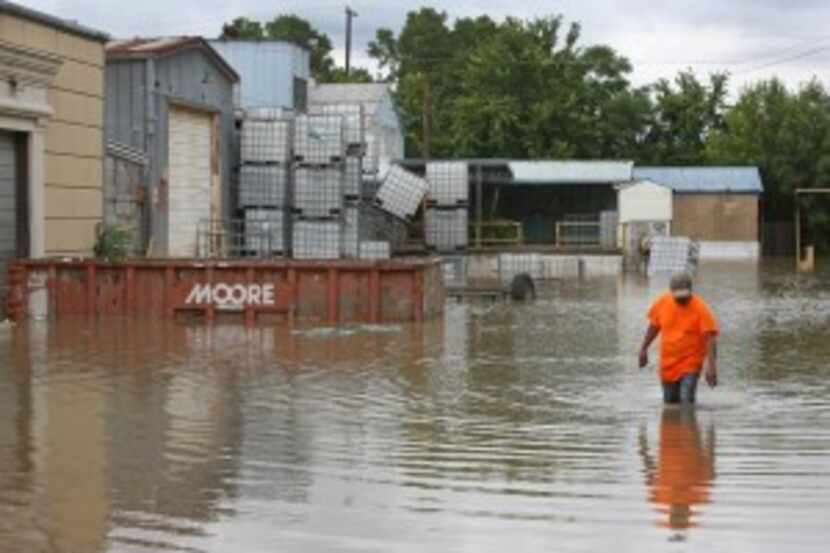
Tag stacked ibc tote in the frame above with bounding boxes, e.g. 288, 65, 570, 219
238, 113, 294, 256
236, 106, 392, 260
291, 113, 347, 259
308, 104, 368, 259
425, 162, 470, 252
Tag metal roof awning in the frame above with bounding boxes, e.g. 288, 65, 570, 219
508, 161, 634, 185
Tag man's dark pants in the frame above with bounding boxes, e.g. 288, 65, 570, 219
663, 372, 700, 405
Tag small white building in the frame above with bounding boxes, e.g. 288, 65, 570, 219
309, 83, 404, 177
617, 180, 673, 269
618, 180, 673, 225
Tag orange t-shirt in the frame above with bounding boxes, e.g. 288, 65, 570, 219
647, 293, 719, 383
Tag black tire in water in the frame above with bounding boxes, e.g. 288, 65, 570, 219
510, 273, 536, 301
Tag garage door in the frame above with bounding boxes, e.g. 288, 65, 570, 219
0, 131, 18, 316
168, 107, 212, 257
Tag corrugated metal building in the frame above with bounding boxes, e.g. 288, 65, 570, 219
309, 83, 404, 177
209, 40, 310, 110
105, 37, 239, 257
633, 167, 763, 259
503, 161, 633, 245
0, 2, 108, 316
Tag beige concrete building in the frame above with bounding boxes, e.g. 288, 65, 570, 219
0, 2, 107, 307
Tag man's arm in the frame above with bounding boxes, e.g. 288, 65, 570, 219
639, 324, 660, 368
703, 332, 718, 387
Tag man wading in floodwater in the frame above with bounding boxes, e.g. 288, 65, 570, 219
638, 272, 719, 405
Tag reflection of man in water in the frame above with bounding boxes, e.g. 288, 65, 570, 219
639, 409, 716, 532
639, 272, 719, 404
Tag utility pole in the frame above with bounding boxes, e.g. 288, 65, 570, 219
345, 6, 358, 76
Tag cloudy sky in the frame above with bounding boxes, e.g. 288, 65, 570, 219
26, 0, 830, 93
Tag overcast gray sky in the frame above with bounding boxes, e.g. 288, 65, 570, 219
28, 0, 830, 93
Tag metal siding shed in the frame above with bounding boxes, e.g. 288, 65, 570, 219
105, 37, 238, 256
508, 161, 634, 184
633, 167, 763, 194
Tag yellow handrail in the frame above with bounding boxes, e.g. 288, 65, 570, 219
470, 221, 524, 247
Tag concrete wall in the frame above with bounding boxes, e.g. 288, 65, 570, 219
672, 193, 759, 242
0, 13, 105, 257
698, 241, 761, 261
465, 253, 623, 283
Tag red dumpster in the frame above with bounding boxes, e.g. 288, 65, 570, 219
5, 258, 445, 325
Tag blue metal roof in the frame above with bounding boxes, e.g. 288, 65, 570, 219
633, 167, 763, 194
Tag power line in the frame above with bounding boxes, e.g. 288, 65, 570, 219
734, 44, 830, 75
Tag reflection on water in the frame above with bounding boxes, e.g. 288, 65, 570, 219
641, 408, 715, 533
1, 260, 830, 552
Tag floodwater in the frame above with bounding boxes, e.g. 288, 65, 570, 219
2, 261, 830, 553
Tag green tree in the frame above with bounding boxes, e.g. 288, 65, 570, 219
370, 12, 652, 160
327, 67, 374, 84
220, 17, 264, 39
370, 8, 456, 157
644, 70, 729, 164
220, 14, 335, 80
449, 17, 651, 159
706, 78, 830, 245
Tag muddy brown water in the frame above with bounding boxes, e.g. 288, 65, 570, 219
2, 261, 830, 553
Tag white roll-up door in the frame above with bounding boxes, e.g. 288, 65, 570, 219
168, 106, 212, 257
0, 131, 18, 313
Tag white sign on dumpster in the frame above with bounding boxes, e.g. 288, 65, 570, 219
185, 283, 276, 310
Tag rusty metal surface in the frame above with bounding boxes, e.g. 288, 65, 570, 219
5, 258, 445, 325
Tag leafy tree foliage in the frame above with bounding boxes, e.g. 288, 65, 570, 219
370, 12, 652, 160
706, 79, 830, 243
644, 71, 729, 165
328, 67, 374, 84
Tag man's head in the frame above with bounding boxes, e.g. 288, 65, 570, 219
670, 272, 693, 305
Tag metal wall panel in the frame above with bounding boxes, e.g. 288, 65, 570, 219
210, 40, 310, 109
105, 60, 147, 149
0, 131, 17, 308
